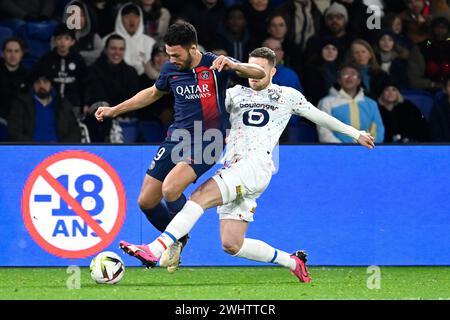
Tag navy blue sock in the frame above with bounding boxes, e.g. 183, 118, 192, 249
165, 193, 187, 214
141, 202, 175, 232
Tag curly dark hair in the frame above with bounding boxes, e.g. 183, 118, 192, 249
163, 22, 198, 48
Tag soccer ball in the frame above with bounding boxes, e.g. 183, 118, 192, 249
90, 251, 125, 284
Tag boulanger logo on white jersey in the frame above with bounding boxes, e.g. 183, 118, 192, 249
175, 84, 211, 100
239, 102, 279, 111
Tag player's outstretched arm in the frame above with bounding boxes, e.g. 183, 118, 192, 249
297, 101, 375, 149
210, 55, 265, 79
95, 85, 165, 122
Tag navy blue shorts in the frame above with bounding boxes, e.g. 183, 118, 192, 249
146, 138, 223, 182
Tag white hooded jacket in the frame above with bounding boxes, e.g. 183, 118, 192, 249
103, 2, 155, 75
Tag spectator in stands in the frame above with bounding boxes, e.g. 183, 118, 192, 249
266, 13, 302, 75
143, 42, 164, 81
84, 34, 140, 142
7, 66, 81, 142
399, 0, 431, 44
243, 0, 272, 45
0, 38, 29, 122
398, 0, 450, 44
0, 0, 55, 31
305, 2, 354, 60
317, 63, 384, 143
429, 75, 450, 142
138, 43, 174, 142
262, 37, 303, 92
136, 0, 171, 41
37, 24, 87, 115
275, 0, 322, 52
182, 0, 226, 50
85, 0, 118, 38
104, 2, 155, 76
215, 5, 257, 63
63, 0, 103, 66
303, 36, 341, 106
382, 12, 414, 50
377, 78, 428, 142
331, 0, 372, 40
374, 29, 410, 90
407, 16, 450, 92
346, 39, 389, 99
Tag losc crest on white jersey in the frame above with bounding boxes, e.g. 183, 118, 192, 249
224, 83, 314, 164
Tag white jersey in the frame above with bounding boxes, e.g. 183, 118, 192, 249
224, 83, 361, 167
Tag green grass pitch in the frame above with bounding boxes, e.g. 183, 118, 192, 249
1, 266, 449, 300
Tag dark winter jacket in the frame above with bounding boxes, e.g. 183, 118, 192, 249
84, 54, 140, 108
408, 40, 450, 91
0, 60, 29, 119
276, 0, 322, 50
36, 49, 87, 107
429, 95, 450, 142
182, 0, 226, 49
8, 91, 81, 142
378, 98, 428, 143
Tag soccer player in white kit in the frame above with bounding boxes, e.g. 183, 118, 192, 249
120, 47, 375, 282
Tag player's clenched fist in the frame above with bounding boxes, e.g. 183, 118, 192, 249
95, 106, 115, 122
210, 55, 236, 72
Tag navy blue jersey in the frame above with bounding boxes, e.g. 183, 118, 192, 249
155, 52, 236, 135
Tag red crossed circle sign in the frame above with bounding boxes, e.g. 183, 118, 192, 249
22, 150, 126, 259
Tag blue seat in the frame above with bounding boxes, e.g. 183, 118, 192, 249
401, 90, 435, 121
21, 56, 38, 69
435, 91, 445, 102
0, 26, 13, 49
17, 21, 57, 62
141, 121, 164, 143
118, 118, 140, 143
288, 118, 319, 143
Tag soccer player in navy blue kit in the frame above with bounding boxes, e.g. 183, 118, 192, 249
95, 22, 265, 271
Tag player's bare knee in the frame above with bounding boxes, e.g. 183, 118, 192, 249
161, 181, 182, 202
137, 197, 150, 211
221, 240, 242, 256
137, 193, 158, 211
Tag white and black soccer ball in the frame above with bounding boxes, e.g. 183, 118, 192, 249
90, 251, 125, 284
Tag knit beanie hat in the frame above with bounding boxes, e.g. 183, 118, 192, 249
325, 3, 348, 22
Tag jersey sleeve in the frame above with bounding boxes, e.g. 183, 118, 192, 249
225, 86, 239, 113
154, 62, 171, 92
287, 88, 313, 116
286, 87, 361, 141
225, 89, 232, 113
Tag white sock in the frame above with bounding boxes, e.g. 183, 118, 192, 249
235, 238, 297, 270
147, 200, 204, 258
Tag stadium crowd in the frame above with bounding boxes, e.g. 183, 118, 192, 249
0, 0, 449, 143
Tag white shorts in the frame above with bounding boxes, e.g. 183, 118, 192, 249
212, 155, 273, 222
